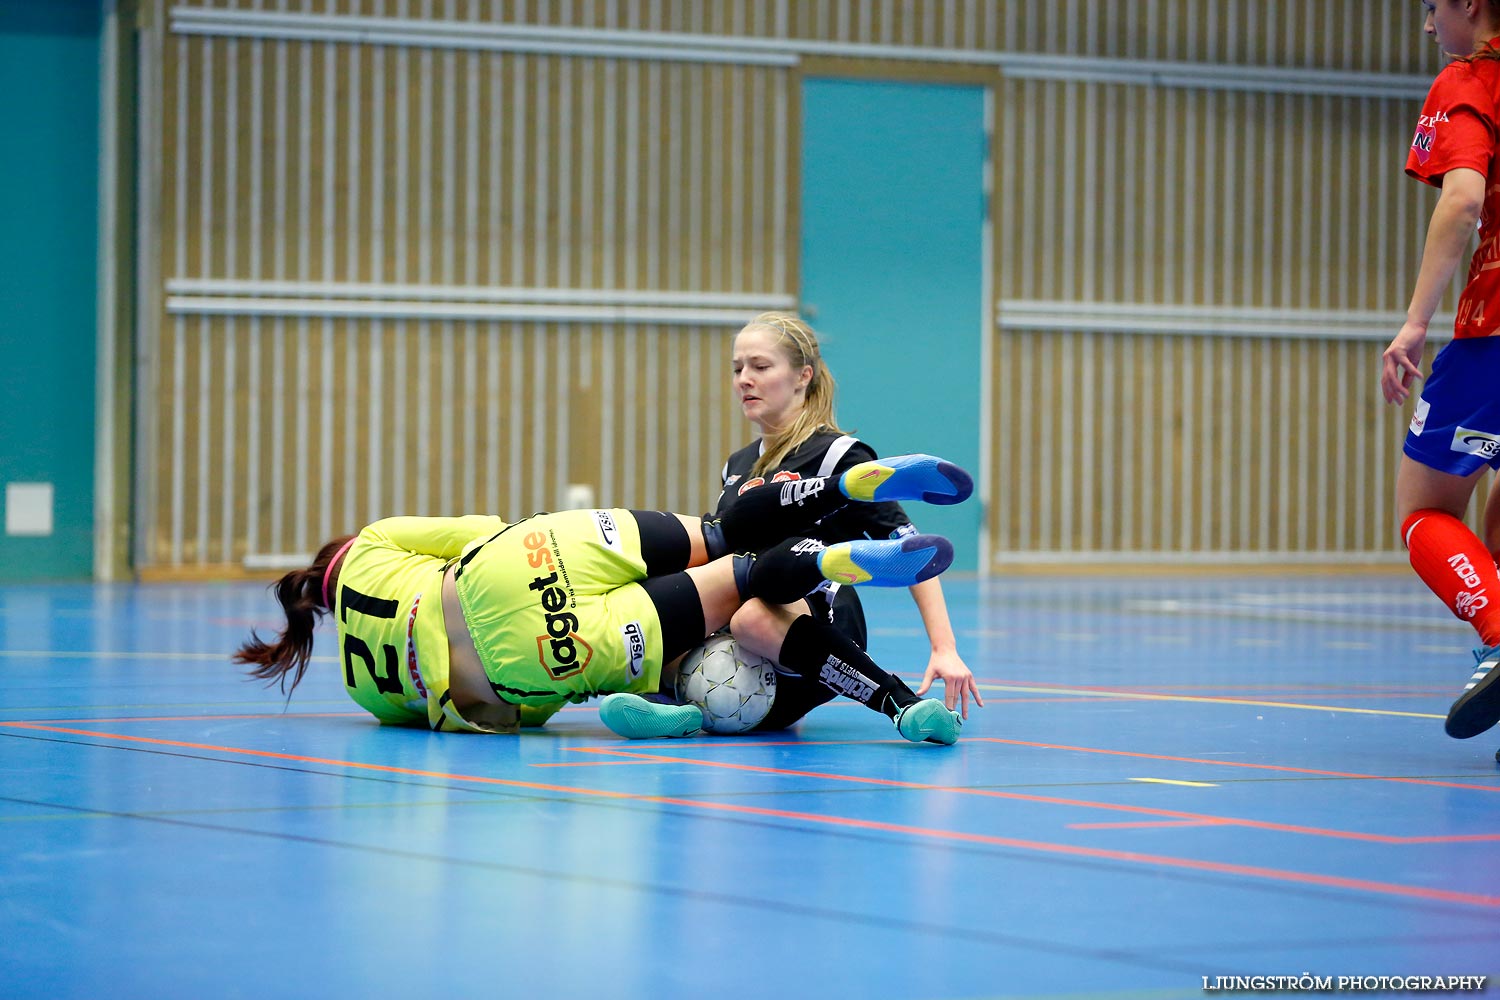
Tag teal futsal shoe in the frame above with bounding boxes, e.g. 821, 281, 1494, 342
893, 698, 963, 745
1445, 644, 1500, 740
816, 534, 954, 588
838, 454, 973, 506
599, 693, 705, 739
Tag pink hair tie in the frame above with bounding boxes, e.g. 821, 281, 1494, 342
321, 537, 359, 610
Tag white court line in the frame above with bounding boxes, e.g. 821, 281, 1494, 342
1125, 598, 1462, 630
1230, 592, 1442, 607
981, 682, 1444, 720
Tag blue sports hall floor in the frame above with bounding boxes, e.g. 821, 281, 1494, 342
2, 573, 1497, 999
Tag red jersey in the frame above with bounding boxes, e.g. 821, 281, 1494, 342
1407, 54, 1500, 338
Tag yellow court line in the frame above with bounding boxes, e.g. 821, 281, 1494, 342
1130, 777, 1218, 788
979, 683, 1445, 720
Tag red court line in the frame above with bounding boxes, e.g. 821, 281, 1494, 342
11, 717, 1490, 845
959, 697, 1142, 705
1235, 693, 1458, 701
0, 716, 885, 749
0, 704, 597, 728
990, 682, 1450, 694
2, 712, 367, 725
7, 721, 1497, 910
569, 746, 1500, 846
986, 678, 1453, 702
980, 693, 1440, 704
1069, 820, 1231, 831
977, 738, 1500, 794
531, 760, 671, 768
659, 799, 1500, 909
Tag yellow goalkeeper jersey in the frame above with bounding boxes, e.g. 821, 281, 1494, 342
333, 515, 559, 733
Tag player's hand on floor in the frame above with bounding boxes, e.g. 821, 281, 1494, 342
915, 650, 984, 719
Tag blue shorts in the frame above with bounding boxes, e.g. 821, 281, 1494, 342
1404, 336, 1500, 476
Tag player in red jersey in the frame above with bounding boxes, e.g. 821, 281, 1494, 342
1383, 0, 1500, 740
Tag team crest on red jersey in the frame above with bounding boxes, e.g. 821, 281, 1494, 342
1412, 123, 1435, 165
1411, 110, 1448, 166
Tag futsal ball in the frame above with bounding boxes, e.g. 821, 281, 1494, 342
675, 633, 777, 734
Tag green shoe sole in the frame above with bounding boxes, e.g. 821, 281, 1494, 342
894, 699, 963, 745
599, 693, 705, 739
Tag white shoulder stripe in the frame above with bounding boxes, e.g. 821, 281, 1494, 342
817, 435, 860, 479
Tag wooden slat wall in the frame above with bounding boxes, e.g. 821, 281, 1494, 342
139, 0, 1468, 571
145, 0, 791, 566
988, 332, 1489, 558
152, 315, 745, 565
182, 0, 1427, 74
996, 85, 1431, 308
987, 60, 1483, 561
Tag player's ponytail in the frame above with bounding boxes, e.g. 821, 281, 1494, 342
743, 312, 845, 478
234, 534, 356, 694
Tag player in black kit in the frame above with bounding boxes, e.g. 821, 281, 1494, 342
599, 312, 983, 739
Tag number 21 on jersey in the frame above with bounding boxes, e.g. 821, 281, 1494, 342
340, 584, 404, 695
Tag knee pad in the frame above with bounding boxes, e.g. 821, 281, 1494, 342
701, 515, 729, 561
731, 552, 755, 601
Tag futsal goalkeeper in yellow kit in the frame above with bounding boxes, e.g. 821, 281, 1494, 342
335, 509, 676, 732
236, 454, 975, 743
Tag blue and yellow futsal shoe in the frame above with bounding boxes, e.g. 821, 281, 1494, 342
1445, 644, 1500, 740
599, 692, 706, 739
839, 454, 974, 506
817, 534, 954, 587
893, 698, 963, 745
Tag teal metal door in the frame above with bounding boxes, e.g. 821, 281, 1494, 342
801, 78, 987, 568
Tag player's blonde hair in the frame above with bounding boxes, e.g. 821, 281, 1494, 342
739, 311, 844, 478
